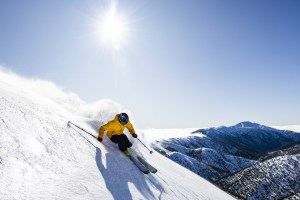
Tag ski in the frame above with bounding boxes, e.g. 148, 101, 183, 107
129, 156, 150, 174
137, 156, 157, 173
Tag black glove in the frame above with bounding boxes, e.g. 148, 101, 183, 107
132, 133, 138, 138
97, 137, 103, 142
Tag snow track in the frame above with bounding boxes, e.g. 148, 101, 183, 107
0, 71, 234, 200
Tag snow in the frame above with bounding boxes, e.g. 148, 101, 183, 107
218, 154, 300, 199
0, 69, 234, 200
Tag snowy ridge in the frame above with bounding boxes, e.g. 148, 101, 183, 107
0, 70, 234, 200
193, 121, 300, 158
258, 143, 300, 162
155, 137, 255, 182
218, 154, 300, 199
153, 122, 300, 199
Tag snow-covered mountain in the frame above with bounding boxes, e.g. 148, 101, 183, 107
258, 142, 300, 162
153, 122, 300, 199
216, 142, 300, 199
155, 137, 255, 182
0, 69, 234, 200
193, 122, 300, 158
217, 154, 300, 199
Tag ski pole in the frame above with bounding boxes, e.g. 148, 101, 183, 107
67, 121, 97, 139
136, 138, 153, 154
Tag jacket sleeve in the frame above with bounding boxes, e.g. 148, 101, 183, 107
98, 123, 109, 139
126, 121, 135, 135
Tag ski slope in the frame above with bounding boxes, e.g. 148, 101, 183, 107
0, 69, 234, 200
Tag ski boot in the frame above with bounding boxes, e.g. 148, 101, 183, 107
123, 150, 131, 157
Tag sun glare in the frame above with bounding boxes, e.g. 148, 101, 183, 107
97, 2, 130, 50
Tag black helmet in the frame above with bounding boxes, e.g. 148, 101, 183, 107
118, 113, 129, 125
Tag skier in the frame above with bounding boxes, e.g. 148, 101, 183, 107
97, 113, 138, 157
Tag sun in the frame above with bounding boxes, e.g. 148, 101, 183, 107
97, 1, 130, 50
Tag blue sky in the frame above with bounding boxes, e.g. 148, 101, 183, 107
0, 0, 299, 128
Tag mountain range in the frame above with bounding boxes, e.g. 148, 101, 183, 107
153, 121, 300, 199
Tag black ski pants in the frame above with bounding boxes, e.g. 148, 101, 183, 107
110, 134, 132, 152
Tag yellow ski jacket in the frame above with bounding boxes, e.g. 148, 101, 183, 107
98, 114, 136, 140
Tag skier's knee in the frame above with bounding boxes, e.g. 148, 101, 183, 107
119, 147, 127, 152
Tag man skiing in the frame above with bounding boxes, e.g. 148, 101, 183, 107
97, 113, 138, 157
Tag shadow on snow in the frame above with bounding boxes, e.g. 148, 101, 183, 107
95, 147, 156, 200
